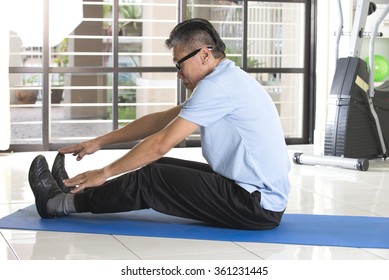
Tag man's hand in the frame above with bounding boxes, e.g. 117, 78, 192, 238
58, 139, 101, 161
63, 168, 108, 193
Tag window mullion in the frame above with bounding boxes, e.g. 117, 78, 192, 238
112, 0, 119, 131
43, 0, 50, 150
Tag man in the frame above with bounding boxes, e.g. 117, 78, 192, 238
29, 18, 291, 229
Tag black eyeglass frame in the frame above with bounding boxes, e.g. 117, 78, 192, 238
175, 47, 213, 71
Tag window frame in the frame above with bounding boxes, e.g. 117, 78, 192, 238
7, 0, 316, 152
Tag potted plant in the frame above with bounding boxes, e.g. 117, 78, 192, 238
51, 73, 65, 104
118, 2, 142, 36
15, 75, 39, 104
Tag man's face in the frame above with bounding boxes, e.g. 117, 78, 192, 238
172, 44, 211, 91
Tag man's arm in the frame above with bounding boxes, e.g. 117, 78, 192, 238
63, 116, 199, 192
98, 105, 183, 145
59, 105, 183, 160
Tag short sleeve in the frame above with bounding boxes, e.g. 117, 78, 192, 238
179, 80, 233, 127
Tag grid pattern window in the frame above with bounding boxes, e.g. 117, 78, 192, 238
8, 0, 313, 151
188, 1, 306, 140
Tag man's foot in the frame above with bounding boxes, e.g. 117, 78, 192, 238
28, 155, 63, 218
52, 153, 72, 193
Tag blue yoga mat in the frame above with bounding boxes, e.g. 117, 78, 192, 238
1, 205, 388, 249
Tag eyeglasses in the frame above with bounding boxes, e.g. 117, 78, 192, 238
175, 47, 213, 71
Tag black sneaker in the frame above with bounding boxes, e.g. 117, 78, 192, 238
28, 155, 63, 218
52, 153, 73, 193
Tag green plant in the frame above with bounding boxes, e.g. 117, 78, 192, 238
22, 74, 39, 85
225, 47, 261, 68
119, 0, 143, 32
53, 39, 68, 67
107, 106, 136, 126
120, 1, 142, 20
51, 38, 68, 86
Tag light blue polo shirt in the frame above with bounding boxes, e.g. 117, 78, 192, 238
179, 59, 290, 212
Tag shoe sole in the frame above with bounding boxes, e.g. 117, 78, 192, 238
28, 155, 52, 218
52, 153, 72, 193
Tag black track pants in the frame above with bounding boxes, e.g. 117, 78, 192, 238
74, 157, 284, 230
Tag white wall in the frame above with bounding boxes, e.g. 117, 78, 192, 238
314, 0, 354, 154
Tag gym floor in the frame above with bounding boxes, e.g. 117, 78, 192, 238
0, 145, 388, 260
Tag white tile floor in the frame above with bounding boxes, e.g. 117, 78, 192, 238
0, 145, 388, 261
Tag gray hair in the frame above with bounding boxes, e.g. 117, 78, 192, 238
165, 18, 226, 59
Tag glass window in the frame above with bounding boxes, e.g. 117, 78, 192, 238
247, 2, 305, 69
10, 73, 43, 144
187, 0, 307, 139
252, 73, 304, 138
118, 72, 177, 127
8, 0, 313, 150
50, 72, 113, 143
118, 1, 177, 67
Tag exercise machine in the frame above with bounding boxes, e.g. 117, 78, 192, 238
293, 0, 389, 171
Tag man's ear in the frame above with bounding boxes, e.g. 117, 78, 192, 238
201, 48, 211, 62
